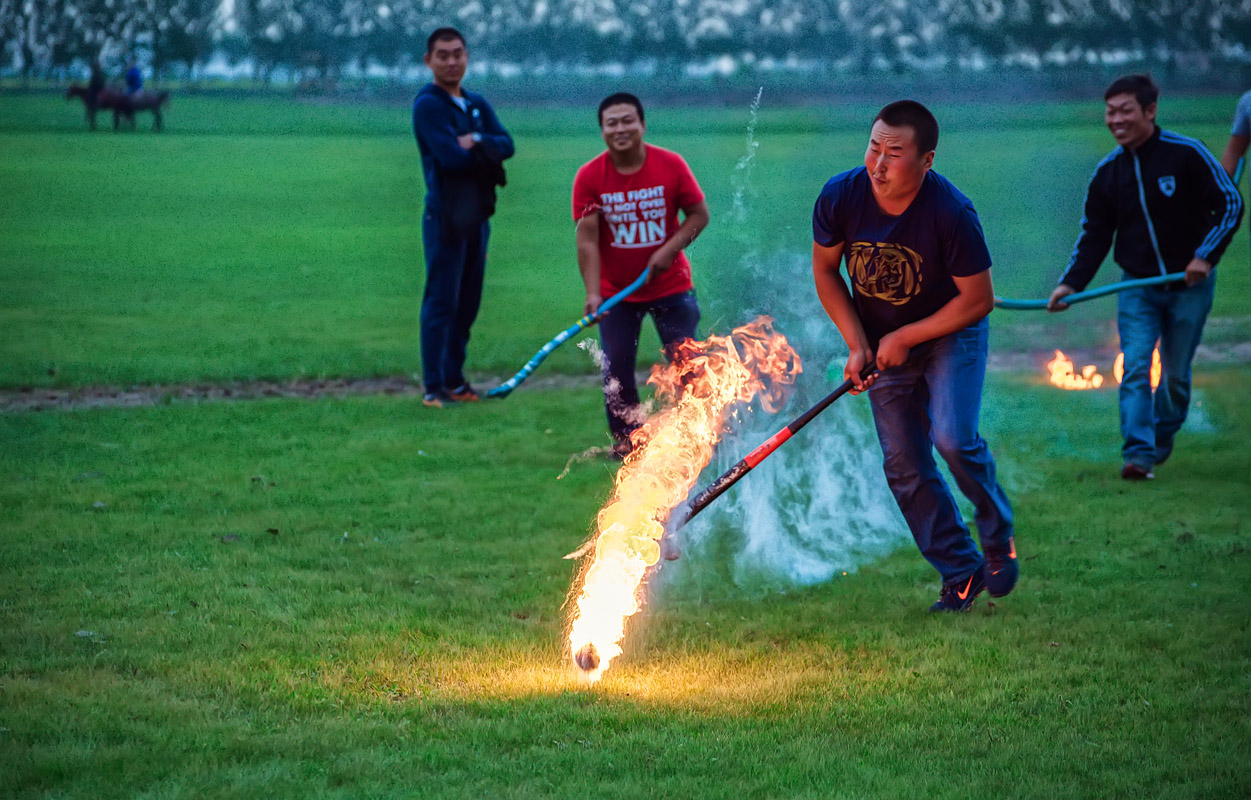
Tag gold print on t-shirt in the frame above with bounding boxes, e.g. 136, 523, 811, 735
847, 241, 924, 306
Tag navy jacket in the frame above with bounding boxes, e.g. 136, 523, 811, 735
1060, 127, 1243, 290
412, 84, 514, 220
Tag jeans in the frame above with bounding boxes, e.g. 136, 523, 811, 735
420, 213, 488, 394
867, 317, 1014, 585
598, 290, 700, 447
1116, 271, 1215, 468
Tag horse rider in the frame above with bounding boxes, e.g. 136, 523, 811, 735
125, 61, 143, 97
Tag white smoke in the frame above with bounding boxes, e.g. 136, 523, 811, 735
578, 338, 653, 428
577, 337, 605, 367
671, 90, 907, 590
675, 251, 906, 590
568, 93, 908, 591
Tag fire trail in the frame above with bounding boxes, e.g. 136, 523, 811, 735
566, 317, 800, 682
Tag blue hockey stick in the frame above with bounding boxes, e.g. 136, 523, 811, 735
993, 272, 1186, 311
484, 268, 652, 399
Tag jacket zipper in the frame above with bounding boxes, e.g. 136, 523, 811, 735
1131, 150, 1168, 276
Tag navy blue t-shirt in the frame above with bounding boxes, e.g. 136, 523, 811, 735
812, 167, 993, 344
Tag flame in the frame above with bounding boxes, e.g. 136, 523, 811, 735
1113, 348, 1162, 389
1046, 349, 1105, 390
566, 317, 801, 682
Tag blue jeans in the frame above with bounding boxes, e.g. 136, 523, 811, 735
867, 318, 1014, 585
598, 290, 700, 446
420, 213, 488, 394
1116, 271, 1215, 468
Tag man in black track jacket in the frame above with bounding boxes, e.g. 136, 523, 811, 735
1048, 74, 1242, 480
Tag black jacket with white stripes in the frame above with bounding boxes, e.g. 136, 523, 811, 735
1059, 126, 1243, 291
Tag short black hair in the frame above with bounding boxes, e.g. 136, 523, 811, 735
1104, 74, 1158, 111
598, 93, 644, 127
873, 100, 939, 155
426, 27, 466, 55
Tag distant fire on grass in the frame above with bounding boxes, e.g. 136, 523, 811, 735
1046, 350, 1105, 390
1045, 347, 1161, 390
566, 317, 800, 683
1114, 349, 1162, 389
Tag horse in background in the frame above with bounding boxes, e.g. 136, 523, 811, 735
66, 85, 171, 132
66, 85, 104, 130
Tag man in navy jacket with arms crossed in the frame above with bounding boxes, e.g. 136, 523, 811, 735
413, 27, 515, 408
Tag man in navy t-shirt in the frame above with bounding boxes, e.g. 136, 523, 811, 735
811, 100, 1016, 612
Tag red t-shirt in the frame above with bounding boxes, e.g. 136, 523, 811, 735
571, 144, 705, 303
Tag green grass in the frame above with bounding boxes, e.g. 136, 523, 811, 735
1, 92, 1247, 388
2, 90, 1249, 797
2, 371, 1250, 798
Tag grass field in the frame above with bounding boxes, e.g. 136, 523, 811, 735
3, 374, 1250, 798
1, 92, 1247, 387
2, 90, 1250, 797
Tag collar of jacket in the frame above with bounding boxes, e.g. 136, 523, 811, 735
425, 82, 473, 113
1125, 125, 1163, 158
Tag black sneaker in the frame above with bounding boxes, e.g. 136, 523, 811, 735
929, 566, 987, 613
448, 383, 481, 402
1121, 462, 1154, 480
985, 538, 1018, 598
1154, 432, 1175, 465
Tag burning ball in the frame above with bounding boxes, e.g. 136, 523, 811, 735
574, 643, 600, 672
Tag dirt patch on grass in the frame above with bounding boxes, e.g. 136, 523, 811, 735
4, 341, 1249, 413
0, 374, 603, 413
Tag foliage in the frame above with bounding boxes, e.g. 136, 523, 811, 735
3, 0, 1250, 83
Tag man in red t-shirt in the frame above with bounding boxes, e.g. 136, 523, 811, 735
572, 93, 710, 457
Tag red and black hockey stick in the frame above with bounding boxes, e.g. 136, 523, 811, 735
668, 360, 878, 532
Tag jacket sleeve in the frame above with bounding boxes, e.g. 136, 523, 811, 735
1058, 161, 1116, 291
475, 98, 515, 164
412, 95, 476, 173
1191, 145, 1244, 266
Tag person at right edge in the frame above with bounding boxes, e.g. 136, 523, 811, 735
1048, 75, 1243, 480
1219, 89, 1251, 185
812, 100, 1015, 613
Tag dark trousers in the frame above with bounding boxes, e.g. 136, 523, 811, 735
867, 318, 1014, 586
598, 290, 700, 446
420, 213, 488, 394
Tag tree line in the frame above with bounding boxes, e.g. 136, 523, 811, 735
4, 0, 1249, 84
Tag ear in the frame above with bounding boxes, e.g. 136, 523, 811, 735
922, 150, 935, 170
1144, 102, 1158, 122
423, 52, 432, 67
